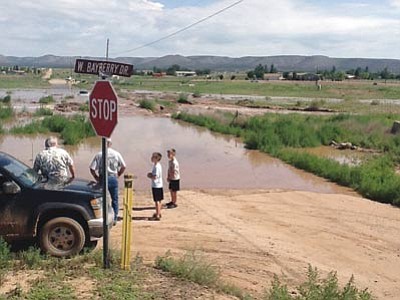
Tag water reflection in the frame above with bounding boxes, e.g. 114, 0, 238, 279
0, 116, 353, 194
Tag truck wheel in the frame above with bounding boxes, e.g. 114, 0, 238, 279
39, 217, 85, 257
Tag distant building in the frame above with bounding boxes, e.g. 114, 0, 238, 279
345, 74, 356, 80
264, 73, 284, 80
176, 71, 197, 77
288, 72, 320, 81
152, 72, 166, 77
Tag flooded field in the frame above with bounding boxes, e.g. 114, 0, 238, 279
300, 146, 374, 166
0, 116, 354, 194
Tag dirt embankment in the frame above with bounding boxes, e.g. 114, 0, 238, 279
110, 189, 400, 299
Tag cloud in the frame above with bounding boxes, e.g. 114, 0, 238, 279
0, 0, 400, 59
390, 0, 400, 8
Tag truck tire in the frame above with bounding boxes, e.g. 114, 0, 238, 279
39, 217, 85, 257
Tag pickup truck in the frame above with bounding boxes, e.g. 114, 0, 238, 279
0, 151, 114, 257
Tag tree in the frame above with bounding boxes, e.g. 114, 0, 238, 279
355, 67, 362, 78
254, 64, 265, 79
219, 74, 224, 80
166, 64, 181, 76
247, 71, 255, 79
380, 67, 391, 79
270, 64, 277, 73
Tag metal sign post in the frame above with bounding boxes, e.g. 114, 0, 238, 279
102, 137, 110, 268
74, 39, 133, 269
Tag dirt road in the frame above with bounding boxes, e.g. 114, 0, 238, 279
110, 189, 400, 299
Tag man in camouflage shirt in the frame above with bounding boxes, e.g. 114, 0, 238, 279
33, 136, 75, 184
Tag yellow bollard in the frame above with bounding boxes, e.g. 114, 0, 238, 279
121, 174, 134, 270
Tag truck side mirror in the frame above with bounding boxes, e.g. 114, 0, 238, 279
3, 182, 21, 195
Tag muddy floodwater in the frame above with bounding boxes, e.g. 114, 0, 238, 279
0, 116, 355, 194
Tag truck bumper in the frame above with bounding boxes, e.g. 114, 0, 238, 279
87, 210, 114, 239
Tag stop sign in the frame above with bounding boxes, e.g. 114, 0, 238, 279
89, 80, 118, 138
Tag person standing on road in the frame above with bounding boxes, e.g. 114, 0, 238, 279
33, 136, 75, 184
147, 152, 163, 221
89, 138, 126, 225
165, 148, 180, 209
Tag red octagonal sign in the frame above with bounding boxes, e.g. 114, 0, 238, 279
89, 81, 118, 138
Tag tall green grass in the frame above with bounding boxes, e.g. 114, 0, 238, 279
10, 115, 95, 145
0, 104, 14, 119
174, 112, 400, 206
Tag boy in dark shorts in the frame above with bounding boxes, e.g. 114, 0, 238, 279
166, 148, 180, 209
147, 152, 163, 221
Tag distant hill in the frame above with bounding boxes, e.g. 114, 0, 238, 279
1, 54, 400, 73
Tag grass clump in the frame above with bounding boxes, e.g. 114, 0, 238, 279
156, 250, 219, 286
10, 114, 95, 145
139, 99, 156, 111
0, 103, 14, 119
177, 93, 191, 104
155, 251, 251, 300
38, 95, 55, 104
34, 107, 53, 116
264, 265, 373, 300
2, 95, 11, 104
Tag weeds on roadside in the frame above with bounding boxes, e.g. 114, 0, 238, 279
38, 96, 54, 104
139, 99, 156, 111
0, 104, 14, 120
177, 93, 191, 104
155, 251, 252, 300
10, 114, 95, 145
34, 107, 53, 116
264, 266, 373, 300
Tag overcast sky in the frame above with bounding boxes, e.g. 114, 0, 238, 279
1, 0, 400, 58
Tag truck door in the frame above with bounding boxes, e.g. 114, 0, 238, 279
0, 172, 25, 239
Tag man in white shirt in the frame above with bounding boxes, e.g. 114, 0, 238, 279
89, 139, 126, 224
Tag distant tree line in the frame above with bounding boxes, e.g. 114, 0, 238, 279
246, 64, 277, 79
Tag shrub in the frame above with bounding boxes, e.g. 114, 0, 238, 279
34, 107, 53, 116
192, 91, 201, 98
10, 115, 95, 145
0, 238, 11, 269
38, 95, 55, 104
177, 93, 191, 104
0, 104, 13, 119
156, 251, 219, 286
139, 99, 156, 111
18, 247, 43, 269
264, 265, 373, 300
2, 95, 11, 104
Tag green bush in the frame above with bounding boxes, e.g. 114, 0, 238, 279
264, 266, 373, 300
156, 251, 219, 286
139, 99, 156, 111
34, 107, 53, 116
0, 104, 14, 119
10, 115, 95, 145
2, 95, 11, 104
39, 95, 55, 104
177, 93, 191, 104
18, 247, 43, 269
0, 238, 11, 269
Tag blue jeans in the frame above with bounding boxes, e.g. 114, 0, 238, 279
108, 176, 119, 221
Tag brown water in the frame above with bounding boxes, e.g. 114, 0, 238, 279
300, 146, 374, 166
0, 116, 354, 194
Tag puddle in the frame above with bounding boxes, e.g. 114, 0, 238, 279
299, 146, 373, 166
0, 116, 354, 194
0, 88, 88, 113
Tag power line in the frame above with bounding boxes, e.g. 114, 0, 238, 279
112, 0, 244, 56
